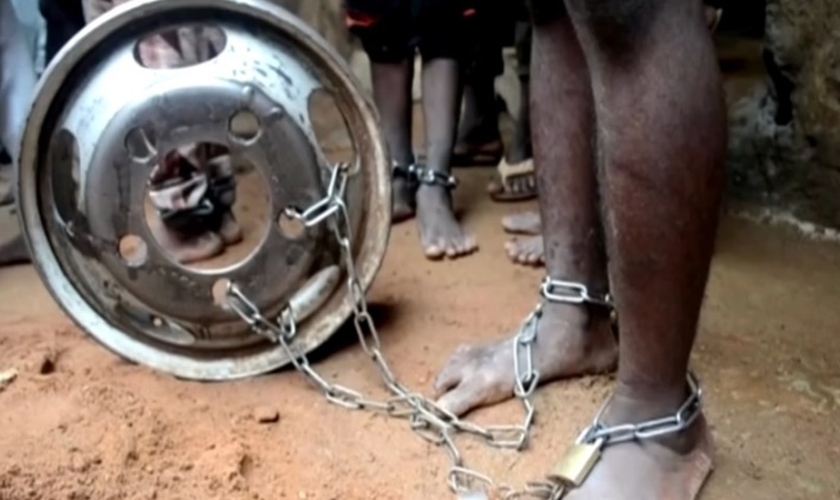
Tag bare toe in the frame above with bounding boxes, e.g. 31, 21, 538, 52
502, 211, 542, 235
416, 185, 477, 261
433, 341, 513, 416
505, 236, 545, 267
432, 303, 617, 417
424, 240, 446, 260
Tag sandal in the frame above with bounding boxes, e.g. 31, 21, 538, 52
530, 371, 713, 499
487, 158, 537, 202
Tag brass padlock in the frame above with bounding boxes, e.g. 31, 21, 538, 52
550, 439, 604, 488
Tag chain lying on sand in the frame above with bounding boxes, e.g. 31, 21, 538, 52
221, 162, 705, 499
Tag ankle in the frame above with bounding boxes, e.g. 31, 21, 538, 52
601, 380, 704, 453
416, 183, 453, 202
541, 301, 613, 335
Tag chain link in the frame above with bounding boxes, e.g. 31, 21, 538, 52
540, 278, 612, 308
580, 371, 703, 446
221, 163, 702, 500
223, 163, 538, 498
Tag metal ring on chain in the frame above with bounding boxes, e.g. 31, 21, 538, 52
17, 0, 390, 381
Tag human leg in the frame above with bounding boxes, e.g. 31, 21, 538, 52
486, 18, 539, 202
557, 0, 725, 497
0, 0, 37, 265
410, 2, 480, 259
345, 2, 416, 223
454, 51, 504, 166
433, 3, 615, 415
414, 57, 478, 258
453, 0, 505, 166
39, 0, 85, 64
371, 60, 416, 222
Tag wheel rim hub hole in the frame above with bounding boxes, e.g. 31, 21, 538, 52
143, 141, 270, 272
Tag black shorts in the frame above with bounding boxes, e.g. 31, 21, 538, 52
344, 0, 477, 63
526, 0, 565, 24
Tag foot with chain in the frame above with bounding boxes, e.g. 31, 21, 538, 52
434, 278, 617, 417
528, 373, 714, 500
411, 165, 478, 260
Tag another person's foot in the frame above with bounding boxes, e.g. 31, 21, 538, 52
433, 301, 617, 416
487, 158, 538, 202
564, 395, 714, 500
505, 235, 544, 266
151, 222, 224, 264
392, 176, 416, 224
416, 185, 477, 259
502, 210, 541, 235
218, 211, 243, 245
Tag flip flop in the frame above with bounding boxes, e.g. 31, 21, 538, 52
487, 158, 537, 202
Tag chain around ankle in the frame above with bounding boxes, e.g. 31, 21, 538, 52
540, 277, 612, 309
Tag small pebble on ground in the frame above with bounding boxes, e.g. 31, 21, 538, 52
254, 407, 280, 424
0, 368, 18, 391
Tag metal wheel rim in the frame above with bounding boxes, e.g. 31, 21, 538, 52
18, 0, 391, 381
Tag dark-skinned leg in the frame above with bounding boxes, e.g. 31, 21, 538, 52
563, 0, 725, 497
415, 57, 477, 259
433, 6, 616, 416
455, 69, 503, 163
454, 3, 504, 165
484, 10, 537, 201
371, 60, 416, 223
502, 1, 721, 244
507, 21, 533, 165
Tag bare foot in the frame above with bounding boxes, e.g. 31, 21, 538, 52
502, 211, 541, 235
392, 177, 415, 224
218, 211, 243, 245
416, 185, 477, 260
505, 235, 545, 266
564, 393, 714, 500
151, 222, 224, 264
487, 161, 538, 202
433, 302, 617, 416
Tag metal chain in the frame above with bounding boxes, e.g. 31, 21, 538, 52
582, 371, 703, 446
409, 164, 459, 190
221, 163, 703, 500
223, 163, 537, 499
540, 278, 612, 308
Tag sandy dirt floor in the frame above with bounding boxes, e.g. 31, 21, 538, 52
2, 36, 840, 500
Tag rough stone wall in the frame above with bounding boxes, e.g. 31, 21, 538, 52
728, 0, 840, 228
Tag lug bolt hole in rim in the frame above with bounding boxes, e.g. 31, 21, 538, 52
18, 0, 390, 381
